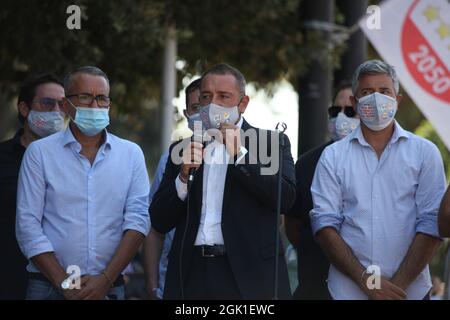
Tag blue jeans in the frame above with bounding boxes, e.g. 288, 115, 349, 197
26, 279, 125, 300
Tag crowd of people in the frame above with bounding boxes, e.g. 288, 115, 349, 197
1, 60, 450, 300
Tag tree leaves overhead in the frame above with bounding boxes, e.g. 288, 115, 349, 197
0, 0, 334, 170
0, 0, 166, 109
1, 0, 310, 101
174, 0, 305, 85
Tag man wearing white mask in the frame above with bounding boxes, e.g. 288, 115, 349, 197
0, 74, 65, 299
150, 63, 296, 299
310, 60, 446, 300
16, 66, 150, 300
285, 81, 360, 300
327, 81, 360, 142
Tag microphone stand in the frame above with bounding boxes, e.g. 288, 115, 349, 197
180, 128, 203, 299
273, 122, 287, 300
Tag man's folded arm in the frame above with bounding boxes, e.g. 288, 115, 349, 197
231, 133, 296, 213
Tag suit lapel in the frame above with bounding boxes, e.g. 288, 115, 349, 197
221, 118, 253, 218
189, 164, 204, 225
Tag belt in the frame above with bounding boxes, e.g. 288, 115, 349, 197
28, 272, 125, 288
194, 245, 227, 258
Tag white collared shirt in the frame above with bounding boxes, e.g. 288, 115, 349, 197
175, 117, 245, 245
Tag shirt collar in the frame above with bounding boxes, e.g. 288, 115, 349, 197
350, 120, 409, 147
236, 115, 244, 129
62, 125, 112, 150
390, 121, 409, 144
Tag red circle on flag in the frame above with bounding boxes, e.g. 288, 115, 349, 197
401, 0, 450, 103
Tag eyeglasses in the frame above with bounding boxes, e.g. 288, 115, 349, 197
328, 106, 356, 118
33, 97, 64, 111
66, 94, 111, 108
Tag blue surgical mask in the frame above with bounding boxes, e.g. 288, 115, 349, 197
27, 110, 66, 137
356, 92, 397, 131
187, 112, 202, 132
68, 100, 110, 136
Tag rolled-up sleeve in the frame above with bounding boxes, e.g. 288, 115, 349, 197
415, 141, 446, 238
123, 145, 150, 236
310, 147, 344, 235
16, 143, 54, 259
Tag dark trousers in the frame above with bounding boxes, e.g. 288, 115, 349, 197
184, 248, 241, 299
327, 289, 432, 300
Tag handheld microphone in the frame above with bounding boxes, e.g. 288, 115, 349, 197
187, 124, 204, 188
188, 167, 195, 187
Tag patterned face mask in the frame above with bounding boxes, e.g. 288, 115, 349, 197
356, 92, 397, 131
27, 110, 66, 137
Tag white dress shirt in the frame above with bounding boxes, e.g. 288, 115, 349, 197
175, 117, 245, 245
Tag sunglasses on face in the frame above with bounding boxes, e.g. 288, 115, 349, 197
328, 105, 356, 118
34, 97, 64, 111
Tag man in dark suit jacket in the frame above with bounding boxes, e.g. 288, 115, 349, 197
150, 63, 296, 299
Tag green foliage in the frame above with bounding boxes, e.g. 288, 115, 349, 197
174, 0, 306, 85
0, 0, 322, 173
415, 120, 450, 180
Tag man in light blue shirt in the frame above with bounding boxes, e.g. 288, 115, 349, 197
310, 60, 446, 300
16, 66, 150, 300
143, 150, 174, 299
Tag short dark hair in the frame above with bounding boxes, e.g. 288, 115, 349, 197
201, 63, 246, 95
17, 74, 63, 125
333, 80, 352, 102
63, 66, 110, 94
185, 78, 201, 108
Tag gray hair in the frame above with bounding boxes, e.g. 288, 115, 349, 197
63, 66, 110, 94
201, 63, 246, 96
352, 60, 399, 96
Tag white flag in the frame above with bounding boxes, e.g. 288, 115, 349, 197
360, 0, 450, 150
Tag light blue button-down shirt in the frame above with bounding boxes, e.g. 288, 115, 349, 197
148, 149, 174, 299
310, 121, 446, 300
16, 127, 150, 275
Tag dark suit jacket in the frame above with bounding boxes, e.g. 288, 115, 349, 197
150, 119, 296, 299
286, 141, 333, 299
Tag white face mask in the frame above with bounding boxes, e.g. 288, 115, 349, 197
27, 110, 66, 137
335, 112, 360, 140
199, 103, 240, 130
328, 117, 339, 142
356, 92, 397, 131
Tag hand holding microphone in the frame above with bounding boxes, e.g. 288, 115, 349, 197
180, 134, 204, 187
